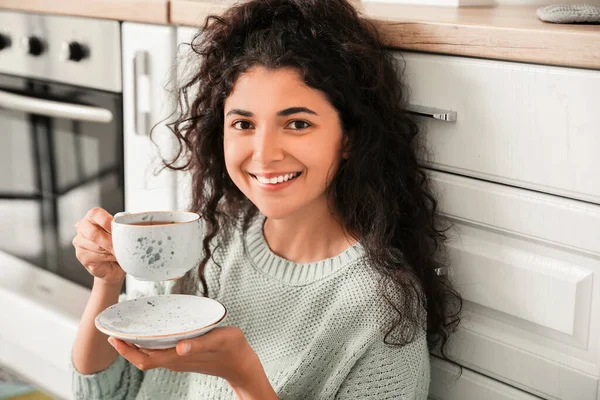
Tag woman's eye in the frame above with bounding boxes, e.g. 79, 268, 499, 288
287, 120, 311, 130
232, 120, 254, 130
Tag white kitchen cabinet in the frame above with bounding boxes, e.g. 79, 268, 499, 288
400, 52, 600, 205
174, 26, 200, 212
429, 170, 600, 399
429, 357, 539, 400
122, 23, 178, 297
122, 22, 178, 213
401, 50, 600, 399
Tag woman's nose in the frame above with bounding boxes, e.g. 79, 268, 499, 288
251, 129, 284, 164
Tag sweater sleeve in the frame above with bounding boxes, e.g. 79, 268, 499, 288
335, 334, 430, 400
70, 285, 157, 400
71, 355, 144, 400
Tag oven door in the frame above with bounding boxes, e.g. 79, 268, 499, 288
0, 74, 124, 289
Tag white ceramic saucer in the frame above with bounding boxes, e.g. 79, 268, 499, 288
95, 295, 227, 349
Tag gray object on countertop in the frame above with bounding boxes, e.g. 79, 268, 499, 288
537, 4, 600, 23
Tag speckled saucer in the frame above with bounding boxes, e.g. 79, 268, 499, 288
95, 295, 227, 349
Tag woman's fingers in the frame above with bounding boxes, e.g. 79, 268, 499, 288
73, 238, 117, 265
72, 234, 114, 256
72, 235, 118, 279
110, 338, 193, 371
76, 217, 114, 254
74, 247, 117, 266
124, 341, 141, 350
109, 338, 149, 368
86, 207, 114, 235
72, 209, 125, 283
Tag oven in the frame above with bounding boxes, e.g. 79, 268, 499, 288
0, 75, 123, 289
0, 10, 122, 399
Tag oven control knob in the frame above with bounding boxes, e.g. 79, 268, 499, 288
0, 33, 11, 51
22, 36, 45, 56
60, 41, 88, 62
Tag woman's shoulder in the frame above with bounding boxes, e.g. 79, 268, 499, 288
331, 257, 426, 334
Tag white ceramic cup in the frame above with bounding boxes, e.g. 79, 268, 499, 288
111, 211, 203, 281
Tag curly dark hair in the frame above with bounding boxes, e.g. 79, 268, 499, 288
165, 0, 462, 363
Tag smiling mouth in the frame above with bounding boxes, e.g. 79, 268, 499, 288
250, 172, 302, 185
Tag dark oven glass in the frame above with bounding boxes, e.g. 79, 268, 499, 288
0, 74, 124, 289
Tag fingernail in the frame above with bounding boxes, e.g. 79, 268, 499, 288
179, 342, 191, 355
108, 337, 116, 348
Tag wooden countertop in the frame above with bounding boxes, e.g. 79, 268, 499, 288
170, 1, 600, 70
362, 3, 600, 70
1, 0, 598, 69
0, 0, 169, 24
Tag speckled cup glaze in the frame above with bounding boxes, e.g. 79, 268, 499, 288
111, 211, 202, 281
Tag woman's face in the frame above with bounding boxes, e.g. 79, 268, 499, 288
223, 66, 345, 219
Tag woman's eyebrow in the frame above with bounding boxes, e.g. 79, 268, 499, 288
225, 107, 318, 118
277, 107, 318, 117
226, 109, 254, 117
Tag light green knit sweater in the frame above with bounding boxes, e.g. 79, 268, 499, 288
72, 215, 430, 399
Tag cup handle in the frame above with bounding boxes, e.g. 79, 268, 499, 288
112, 212, 130, 231
113, 211, 131, 219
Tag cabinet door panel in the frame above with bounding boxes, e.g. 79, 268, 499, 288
429, 357, 540, 400
174, 26, 200, 212
401, 51, 600, 204
430, 170, 600, 399
122, 22, 177, 213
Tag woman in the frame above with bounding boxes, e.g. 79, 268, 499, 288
71, 0, 462, 398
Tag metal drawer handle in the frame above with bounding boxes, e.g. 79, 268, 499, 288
0, 89, 113, 123
133, 50, 151, 136
407, 104, 457, 122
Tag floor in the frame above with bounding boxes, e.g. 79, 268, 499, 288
0, 367, 53, 400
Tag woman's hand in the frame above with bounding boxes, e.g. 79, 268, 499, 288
73, 207, 125, 286
108, 327, 278, 400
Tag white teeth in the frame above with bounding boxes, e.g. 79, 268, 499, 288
254, 172, 299, 185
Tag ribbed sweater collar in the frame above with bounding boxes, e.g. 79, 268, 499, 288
244, 214, 365, 285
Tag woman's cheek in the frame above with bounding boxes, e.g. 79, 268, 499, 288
223, 141, 244, 187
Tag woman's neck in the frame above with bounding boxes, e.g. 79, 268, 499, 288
262, 197, 356, 264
